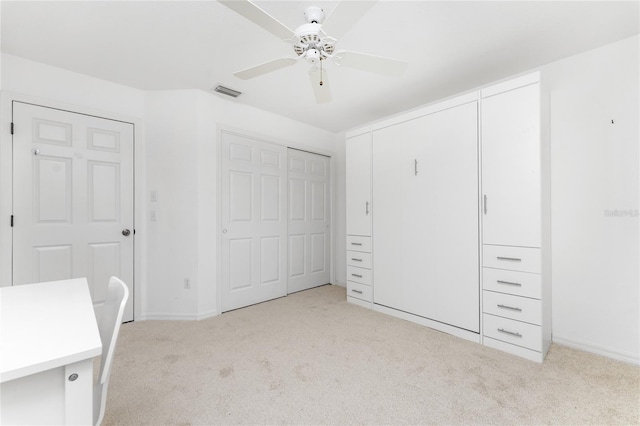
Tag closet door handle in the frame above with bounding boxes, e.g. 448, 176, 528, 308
365, 201, 370, 215
483, 194, 487, 214
414, 159, 418, 176
497, 304, 522, 312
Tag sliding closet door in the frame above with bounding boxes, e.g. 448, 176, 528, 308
287, 149, 330, 293
220, 131, 287, 312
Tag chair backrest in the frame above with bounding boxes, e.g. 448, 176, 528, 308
94, 276, 129, 425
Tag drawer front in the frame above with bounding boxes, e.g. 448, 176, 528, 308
347, 235, 372, 252
347, 281, 372, 302
483, 268, 541, 299
483, 245, 541, 273
347, 251, 372, 269
483, 314, 542, 351
483, 291, 542, 325
347, 265, 372, 285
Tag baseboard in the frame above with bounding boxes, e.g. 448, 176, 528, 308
196, 309, 219, 320
553, 336, 640, 366
139, 310, 219, 321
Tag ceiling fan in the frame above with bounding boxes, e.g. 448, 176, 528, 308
218, 0, 408, 103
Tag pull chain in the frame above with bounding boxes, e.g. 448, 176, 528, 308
319, 59, 324, 86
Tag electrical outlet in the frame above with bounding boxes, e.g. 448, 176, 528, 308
184, 278, 191, 289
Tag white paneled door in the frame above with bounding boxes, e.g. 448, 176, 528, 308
221, 132, 288, 312
287, 149, 330, 293
12, 102, 134, 322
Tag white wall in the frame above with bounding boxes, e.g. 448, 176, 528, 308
542, 35, 639, 363
144, 89, 339, 319
1, 54, 145, 118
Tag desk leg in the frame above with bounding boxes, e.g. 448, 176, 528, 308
64, 359, 94, 425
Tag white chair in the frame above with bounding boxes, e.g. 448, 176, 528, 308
94, 276, 129, 426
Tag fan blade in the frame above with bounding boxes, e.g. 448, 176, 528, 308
309, 68, 332, 104
334, 51, 407, 77
322, 1, 377, 39
219, 0, 294, 40
234, 58, 297, 80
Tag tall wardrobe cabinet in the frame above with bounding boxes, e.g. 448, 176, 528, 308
345, 132, 373, 307
480, 73, 551, 362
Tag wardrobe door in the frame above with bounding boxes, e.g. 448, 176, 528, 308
425, 102, 479, 332
346, 133, 372, 237
482, 83, 541, 248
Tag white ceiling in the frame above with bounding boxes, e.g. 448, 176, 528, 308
2, 1, 638, 133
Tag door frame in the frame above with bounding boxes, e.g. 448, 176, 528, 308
216, 125, 335, 315
0, 92, 145, 321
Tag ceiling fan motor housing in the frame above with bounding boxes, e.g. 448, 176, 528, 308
293, 22, 335, 63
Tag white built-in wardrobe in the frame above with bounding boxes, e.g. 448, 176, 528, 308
346, 73, 551, 362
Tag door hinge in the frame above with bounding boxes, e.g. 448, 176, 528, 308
10, 215, 14, 227
10, 122, 14, 135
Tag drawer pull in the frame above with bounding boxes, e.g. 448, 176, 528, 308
351, 242, 363, 246
498, 328, 522, 338
496, 280, 522, 287
497, 304, 522, 312
497, 256, 522, 262
351, 273, 363, 278
351, 289, 363, 294
351, 258, 363, 262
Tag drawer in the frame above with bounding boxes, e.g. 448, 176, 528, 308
347, 281, 372, 302
347, 265, 372, 285
483, 291, 542, 325
483, 268, 541, 299
347, 235, 371, 253
347, 251, 372, 269
483, 245, 541, 273
483, 314, 542, 352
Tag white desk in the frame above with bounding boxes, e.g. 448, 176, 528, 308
0, 278, 102, 425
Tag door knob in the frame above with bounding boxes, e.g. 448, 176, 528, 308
122, 229, 131, 237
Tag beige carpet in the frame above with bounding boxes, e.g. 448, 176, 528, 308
102, 285, 639, 425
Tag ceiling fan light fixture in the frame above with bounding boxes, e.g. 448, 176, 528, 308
213, 85, 242, 98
